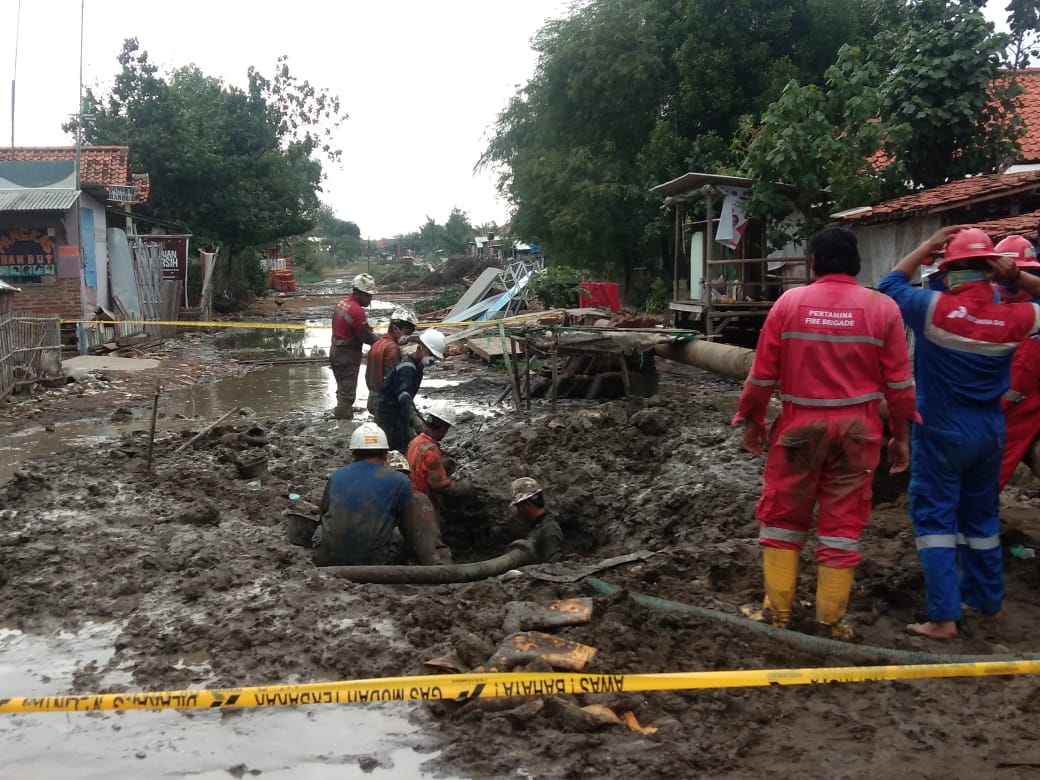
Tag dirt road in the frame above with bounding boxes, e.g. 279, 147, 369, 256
2, 311, 1040, 778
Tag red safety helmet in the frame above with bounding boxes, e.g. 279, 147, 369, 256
994, 235, 1040, 269
939, 228, 999, 271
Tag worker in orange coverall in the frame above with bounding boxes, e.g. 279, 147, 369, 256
732, 226, 919, 639
992, 235, 1040, 489
407, 402, 473, 512
365, 308, 417, 414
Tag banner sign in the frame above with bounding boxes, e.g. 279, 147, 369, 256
0, 228, 56, 282
143, 235, 190, 281
107, 185, 137, 203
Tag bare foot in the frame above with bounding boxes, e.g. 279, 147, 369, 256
906, 621, 958, 640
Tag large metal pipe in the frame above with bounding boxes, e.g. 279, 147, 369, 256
654, 340, 754, 381
321, 542, 537, 584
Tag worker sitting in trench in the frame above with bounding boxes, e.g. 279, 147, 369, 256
311, 422, 415, 566
510, 478, 563, 563
387, 450, 453, 565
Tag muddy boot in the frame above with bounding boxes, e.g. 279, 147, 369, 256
816, 565, 856, 640
332, 405, 353, 420
762, 547, 799, 628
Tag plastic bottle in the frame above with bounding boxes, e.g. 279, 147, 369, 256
1010, 545, 1036, 559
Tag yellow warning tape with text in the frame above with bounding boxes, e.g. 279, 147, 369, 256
3, 661, 1038, 714
58, 312, 561, 332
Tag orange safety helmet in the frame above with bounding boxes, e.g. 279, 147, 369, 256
939, 228, 999, 271
994, 235, 1040, 269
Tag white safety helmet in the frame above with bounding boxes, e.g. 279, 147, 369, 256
510, 477, 543, 506
349, 422, 389, 451
419, 328, 446, 359
427, 402, 457, 427
390, 308, 418, 326
386, 450, 410, 472
353, 273, 377, 294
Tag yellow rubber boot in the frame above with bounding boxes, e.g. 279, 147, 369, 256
762, 547, 799, 628
816, 565, 856, 640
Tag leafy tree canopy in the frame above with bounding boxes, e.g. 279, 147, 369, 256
481, 0, 879, 286
73, 38, 346, 255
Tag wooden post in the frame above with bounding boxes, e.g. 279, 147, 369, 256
551, 329, 559, 413
508, 335, 525, 410
523, 339, 531, 411
618, 351, 632, 398
498, 322, 522, 412
145, 376, 161, 472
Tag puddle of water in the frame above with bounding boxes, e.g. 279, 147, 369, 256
0, 625, 448, 780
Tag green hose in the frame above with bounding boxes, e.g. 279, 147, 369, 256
585, 577, 1040, 665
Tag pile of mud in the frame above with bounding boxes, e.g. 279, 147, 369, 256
3, 366, 1040, 777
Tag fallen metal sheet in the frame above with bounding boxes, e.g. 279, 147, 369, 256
487, 631, 597, 671
521, 550, 659, 583
503, 597, 594, 634
444, 267, 504, 322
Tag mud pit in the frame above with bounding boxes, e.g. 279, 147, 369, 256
3, 333, 1040, 777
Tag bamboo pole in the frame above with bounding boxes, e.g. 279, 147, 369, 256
551, 329, 559, 413
524, 339, 531, 411
174, 406, 241, 453
499, 321, 522, 412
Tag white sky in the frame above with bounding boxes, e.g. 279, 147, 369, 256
0, 0, 1015, 240
0, 0, 569, 239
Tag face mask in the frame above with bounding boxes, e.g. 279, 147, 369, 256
421, 356, 435, 367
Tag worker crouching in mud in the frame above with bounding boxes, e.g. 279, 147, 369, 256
387, 450, 453, 564
733, 226, 919, 639
510, 478, 563, 564
407, 401, 474, 516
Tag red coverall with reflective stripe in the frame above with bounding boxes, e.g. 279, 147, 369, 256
406, 432, 453, 501
330, 294, 376, 411
1000, 337, 1040, 488
733, 274, 918, 567
366, 333, 402, 413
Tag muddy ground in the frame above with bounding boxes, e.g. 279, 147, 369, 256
2, 301, 1040, 778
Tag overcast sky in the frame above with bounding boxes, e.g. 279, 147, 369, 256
0, 0, 1014, 240
0, 0, 569, 239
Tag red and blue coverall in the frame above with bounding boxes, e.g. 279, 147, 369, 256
879, 271, 1040, 620
734, 274, 918, 568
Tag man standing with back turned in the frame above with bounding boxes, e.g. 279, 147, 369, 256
733, 226, 919, 639
330, 273, 378, 420
879, 226, 1040, 639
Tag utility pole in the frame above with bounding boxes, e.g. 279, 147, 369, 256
11, 0, 21, 148
74, 0, 85, 189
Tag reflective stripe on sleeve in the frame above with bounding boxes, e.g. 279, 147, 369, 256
759, 527, 809, 544
749, 377, 777, 387
1004, 389, 1026, 403
886, 379, 914, 390
780, 332, 884, 347
915, 534, 959, 550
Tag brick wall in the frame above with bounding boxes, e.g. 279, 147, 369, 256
10, 278, 82, 321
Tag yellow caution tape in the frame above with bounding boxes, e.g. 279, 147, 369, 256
58, 312, 561, 331
3, 660, 1038, 713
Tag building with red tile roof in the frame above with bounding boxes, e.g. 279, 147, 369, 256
0, 146, 149, 203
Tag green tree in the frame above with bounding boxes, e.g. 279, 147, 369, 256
481, 0, 878, 293
442, 207, 473, 255
74, 39, 346, 306
737, 0, 1022, 243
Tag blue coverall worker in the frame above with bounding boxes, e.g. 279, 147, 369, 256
878, 226, 1040, 640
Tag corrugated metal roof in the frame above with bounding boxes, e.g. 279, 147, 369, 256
0, 189, 79, 212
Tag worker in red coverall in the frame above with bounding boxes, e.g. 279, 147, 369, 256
732, 226, 919, 639
330, 273, 378, 420
992, 235, 1040, 489
365, 308, 417, 414
406, 402, 472, 514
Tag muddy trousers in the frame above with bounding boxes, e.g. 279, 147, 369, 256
910, 420, 1004, 621
329, 346, 363, 413
756, 410, 881, 568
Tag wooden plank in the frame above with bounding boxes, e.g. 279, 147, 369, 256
466, 336, 507, 362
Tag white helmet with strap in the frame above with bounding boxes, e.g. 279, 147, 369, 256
349, 422, 388, 450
